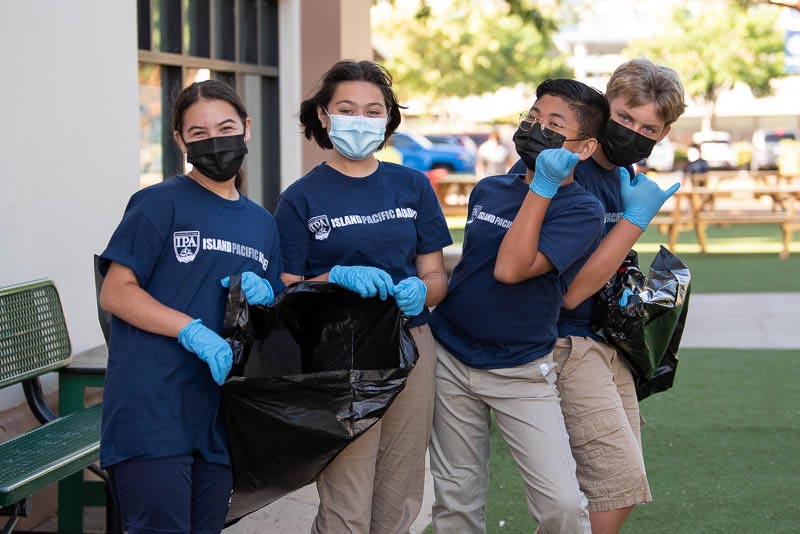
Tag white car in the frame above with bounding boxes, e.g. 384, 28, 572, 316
751, 128, 797, 171
692, 131, 738, 169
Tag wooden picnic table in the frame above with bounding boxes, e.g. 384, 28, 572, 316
433, 173, 480, 217
653, 184, 800, 258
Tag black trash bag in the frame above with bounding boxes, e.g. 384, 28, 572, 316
220, 277, 419, 525
594, 246, 692, 401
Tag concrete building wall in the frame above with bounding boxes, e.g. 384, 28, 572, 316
298, 0, 374, 175
0, 1, 140, 411
340, 0, 374, 61
299, 0, 343, 174
279, 0, 304, 192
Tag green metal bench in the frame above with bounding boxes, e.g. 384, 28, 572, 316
0, 279, 108, 533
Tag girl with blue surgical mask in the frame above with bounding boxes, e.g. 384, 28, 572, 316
274, 60, 452, 533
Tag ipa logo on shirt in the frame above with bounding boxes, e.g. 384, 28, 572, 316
467, 205, 483, 225
174, 231, 200, 263
308, 215, 332, 240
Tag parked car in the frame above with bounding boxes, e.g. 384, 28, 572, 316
642, 136, 675, 172
391, 131, 476, 173
750, 128, 797, 171
424, 133, 478, 155
692, 131, 738, 169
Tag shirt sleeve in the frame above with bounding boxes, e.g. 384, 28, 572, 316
99, 204, 169, 288
538, 198, 603, 275
274, 190, 310, 276
414, 173, 454, 255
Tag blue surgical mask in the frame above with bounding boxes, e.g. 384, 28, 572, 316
326, 110, 387, 161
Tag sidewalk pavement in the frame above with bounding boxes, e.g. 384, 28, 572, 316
224, 456, 435, 534
680, 292, 800, 349
224, 292, 800, 533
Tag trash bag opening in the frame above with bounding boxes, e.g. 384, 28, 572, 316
224, 278, 417, 378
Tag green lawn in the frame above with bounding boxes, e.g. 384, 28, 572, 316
427, 349, 800, 533
446, 222, 800, 293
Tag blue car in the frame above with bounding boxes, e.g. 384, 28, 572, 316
391, 131, 476, 173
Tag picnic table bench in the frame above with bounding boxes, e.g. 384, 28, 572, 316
652, 185, 800, 258
432, 173, 480, 217
0, 279, 117, 533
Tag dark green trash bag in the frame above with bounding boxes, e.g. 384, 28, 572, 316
594, 246, 691, 400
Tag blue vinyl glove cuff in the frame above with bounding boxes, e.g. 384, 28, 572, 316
619, 168, 680, 231
220, 271, 275, 306
619, 287, 635, 307
177, 318, 233, 386
530, 148, 580, 199
393, 276, 427, 317
329, 265, 395, 300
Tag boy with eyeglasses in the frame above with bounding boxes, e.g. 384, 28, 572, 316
505, 58, 686, 534
428, 78, 608, 534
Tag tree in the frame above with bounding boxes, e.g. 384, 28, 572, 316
624, 1, 784, 131
371, 0, 571, 103
736, 0, 800, 9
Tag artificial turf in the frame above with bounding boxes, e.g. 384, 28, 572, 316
426, 349, 800, 533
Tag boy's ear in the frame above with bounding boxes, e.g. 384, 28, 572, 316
576, 137, 598, 161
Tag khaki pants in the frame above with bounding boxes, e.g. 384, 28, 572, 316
430, 344, 590, 534
553, 336, 652, 512
311, 324, 436, 534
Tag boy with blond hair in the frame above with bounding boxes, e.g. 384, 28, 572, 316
504, 58, 687, 534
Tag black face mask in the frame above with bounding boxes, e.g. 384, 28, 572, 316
601, 120, 658, 167
512, 124, 566, 172
185, 134, 248, 182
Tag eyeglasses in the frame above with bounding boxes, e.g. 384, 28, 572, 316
518, 112, 588, 141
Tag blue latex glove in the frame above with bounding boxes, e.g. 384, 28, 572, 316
329, 265, 395, 300
177, 319, 233, 386
393, 276, 427, 317
530, 148, 580, 198
619, 287, 635, 306
220, 271, 274, 306
620, 168, 680, 231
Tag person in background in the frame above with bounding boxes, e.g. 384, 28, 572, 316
476, 128, 511, 177
98, 80, 284, 534
511, 58, 687, 534
430, 78, 610, 534
684, 143, 710, 185
274, 59, 451, 534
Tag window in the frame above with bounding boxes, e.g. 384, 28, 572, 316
137, 0, 280, 210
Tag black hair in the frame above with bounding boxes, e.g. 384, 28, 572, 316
536, 79, 609, 140
299, 60, 404, 150
171, 79, 248, 189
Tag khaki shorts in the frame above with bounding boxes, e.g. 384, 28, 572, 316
553, 336, 653, 512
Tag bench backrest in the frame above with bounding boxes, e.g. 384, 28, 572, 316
0, 280, 72, 388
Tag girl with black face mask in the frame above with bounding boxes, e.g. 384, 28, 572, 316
98, 80, 285, 534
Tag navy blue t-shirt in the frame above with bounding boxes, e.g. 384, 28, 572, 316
98, 175, 285, 468
557, 158, 630, 339
274, 161, 453, 326
430, 174, 603, 370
